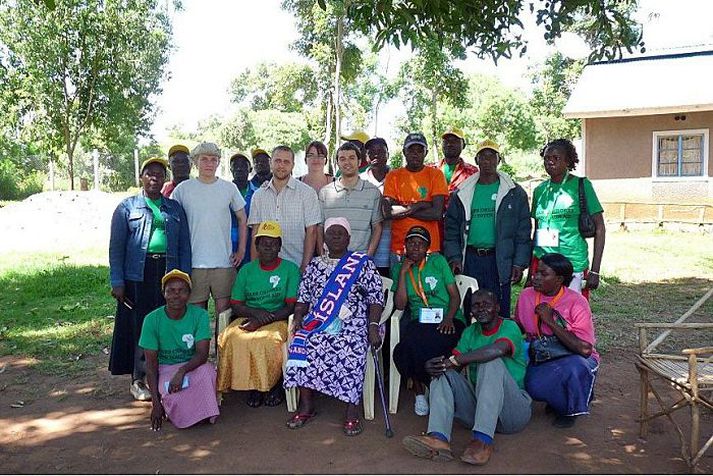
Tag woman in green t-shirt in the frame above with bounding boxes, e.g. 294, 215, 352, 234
139, 270, 219, 430
530, 139, 606, 301
217, 221, 300, 408
392, 226, 465, 417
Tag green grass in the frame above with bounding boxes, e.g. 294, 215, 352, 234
1, 229, 712, 375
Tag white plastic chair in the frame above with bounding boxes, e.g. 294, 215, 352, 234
216, 308, 297, 409
454, 274, 479, 322
387, 273, 479, 415
363, 276, 395, 420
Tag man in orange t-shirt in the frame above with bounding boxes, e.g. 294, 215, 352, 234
382, 133, 449, 258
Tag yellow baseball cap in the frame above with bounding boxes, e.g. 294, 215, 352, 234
168, 144, 190, 157
474, 139, 501, 156
254, 221, 282, 239
441, 127, 465, 140
161, 269, 192, 290
340, 130, 369, 145
140, 157, 169, 173
251, 148, 270, 158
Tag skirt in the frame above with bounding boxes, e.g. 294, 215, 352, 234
159, 362, 220, 429
108, 255, 165, 378
525, 354, 599, 416
393, 317, 466, 384
217, 318, 288, 392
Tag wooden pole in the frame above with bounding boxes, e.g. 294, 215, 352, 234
92, 150, 100, 190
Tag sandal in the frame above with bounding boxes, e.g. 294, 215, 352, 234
343, 418, 363, 437
246, 390, 264, 408
264, 387, 284, 407
286, 411, 317, 429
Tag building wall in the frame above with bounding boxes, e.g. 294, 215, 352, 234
584, 111, 713, 203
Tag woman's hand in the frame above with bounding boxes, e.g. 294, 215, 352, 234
368, 325, 382, 349
437, 316, 455, 335
111, 286, 125, 303
150, 401, 165, 431
534, 303, 556, 328
168, 369, 186, 394
586, 272, 600, 290
240, 317, 261, 332
400, 257, 415, 274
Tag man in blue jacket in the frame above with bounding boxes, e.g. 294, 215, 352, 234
443, 140, 531, 318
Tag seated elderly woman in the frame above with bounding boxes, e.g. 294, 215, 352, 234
217, 221, 300, 407
284, 217, 384, 436
392, 226, 465, 417
139, 270, 220, 430
514, 252, 599, 428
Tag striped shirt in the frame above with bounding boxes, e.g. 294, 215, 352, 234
319, 178, 383, 254
248, 176, 322, 267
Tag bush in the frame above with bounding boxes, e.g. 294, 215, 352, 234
0, 160, 45, 200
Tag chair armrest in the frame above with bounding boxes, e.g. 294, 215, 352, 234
635, 323, 713, 329
218, 308, 233, 335
682, 346, 713, 355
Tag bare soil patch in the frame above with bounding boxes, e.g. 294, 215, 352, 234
0, 349, 709, 474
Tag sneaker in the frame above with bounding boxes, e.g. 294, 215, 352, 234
460, 439, 494, 466
414, 394, 429, 416
130, 380, 151, 401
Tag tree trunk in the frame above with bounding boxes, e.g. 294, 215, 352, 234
334, 8, 344, 157
67, 146, 75, 191
430, 87, 439, 164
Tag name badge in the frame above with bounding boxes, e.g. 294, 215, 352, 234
419, 307, 444, 324
536, 228, 559, 247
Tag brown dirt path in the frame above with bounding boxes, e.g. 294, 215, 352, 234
0, 349, 710, 474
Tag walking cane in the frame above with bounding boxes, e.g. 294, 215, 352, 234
371, 345, 394, 438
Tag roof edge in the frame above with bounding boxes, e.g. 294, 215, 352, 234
564, 103, 713, 119
590, 48, 713, 66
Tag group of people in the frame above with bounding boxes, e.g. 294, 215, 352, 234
108, 127, 606, 466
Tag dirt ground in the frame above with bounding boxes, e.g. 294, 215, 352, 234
0, 349, 710, 474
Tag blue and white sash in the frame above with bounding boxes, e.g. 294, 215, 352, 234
286, 252, 369, 368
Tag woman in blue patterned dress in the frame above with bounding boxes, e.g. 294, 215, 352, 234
284, 217, 384, 436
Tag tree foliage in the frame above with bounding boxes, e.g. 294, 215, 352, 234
230, 62, 318, 113
0, 0, 176, 189
347, 0, 643, 62
529, 52, 583, 142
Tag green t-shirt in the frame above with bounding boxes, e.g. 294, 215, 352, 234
531, 175, 603, 272
145, 197, 167, 254
455, 318, 527, 388
139, 304, 212, 365
391, 253, 465, 323
231, 258, 300, 312
467, 180, 499, 248
442, 163, 457, 184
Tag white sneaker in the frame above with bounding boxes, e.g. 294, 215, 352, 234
415, 394, 429, 416
130, 380, 151, 401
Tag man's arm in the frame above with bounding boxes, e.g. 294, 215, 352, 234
232, 208, 248, 266
366, 221, 383, 257
408, 195, 445, 221
301, 224, 317, 272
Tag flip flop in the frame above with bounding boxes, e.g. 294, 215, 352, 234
286, 411, 317, 429
343, 418, 363, 437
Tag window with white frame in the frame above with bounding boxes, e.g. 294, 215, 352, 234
653, 129, 708, 178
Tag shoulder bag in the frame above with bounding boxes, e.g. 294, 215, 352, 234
529, 310, 574, 364
578, 177, 596, 238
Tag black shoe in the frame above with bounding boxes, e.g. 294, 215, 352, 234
553, 415, 577, 428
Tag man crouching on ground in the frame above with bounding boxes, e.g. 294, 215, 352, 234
402, 289, 531, 466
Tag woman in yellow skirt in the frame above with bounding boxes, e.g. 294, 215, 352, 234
217, 221, 301, 407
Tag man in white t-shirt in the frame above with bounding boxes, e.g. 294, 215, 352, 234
172, 142, 247, 316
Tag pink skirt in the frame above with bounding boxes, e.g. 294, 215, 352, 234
158, 362, 220, 429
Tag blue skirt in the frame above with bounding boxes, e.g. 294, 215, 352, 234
524, 354, 599, 417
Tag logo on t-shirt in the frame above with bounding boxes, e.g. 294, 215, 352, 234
425, 276, 438, 290
269, 275, 280, 289
182, 334, 195, 349
417, 186, 428, 199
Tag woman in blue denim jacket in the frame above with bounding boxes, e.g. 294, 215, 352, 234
108, 157, 191, 401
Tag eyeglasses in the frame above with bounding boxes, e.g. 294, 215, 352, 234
306, 153, 327, 160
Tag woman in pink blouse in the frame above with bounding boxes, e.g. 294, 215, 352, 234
514, 253, 599, 428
